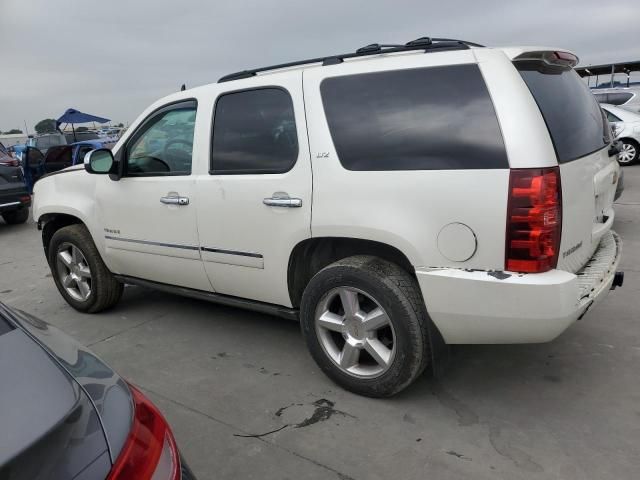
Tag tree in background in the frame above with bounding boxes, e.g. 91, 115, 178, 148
116, 123, 124, 127
76, 126, 89, 132
34, 119, 57, 134
2, 129, 23, 134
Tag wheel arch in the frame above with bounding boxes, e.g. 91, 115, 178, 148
39, 212, 86, 258
287, 237, 416, 308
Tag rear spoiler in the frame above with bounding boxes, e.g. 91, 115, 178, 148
501, 47, 579, 67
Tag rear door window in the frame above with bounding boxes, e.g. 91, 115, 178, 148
320, 64, 508, 171
210, 88, 298, 174
517, 64, 607, 163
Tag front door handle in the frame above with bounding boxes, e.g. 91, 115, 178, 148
160, 195, 189, 206
263, 192, 302, 208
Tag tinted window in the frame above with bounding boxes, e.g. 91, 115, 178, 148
211, 88, 298, 174
44, 146, 73, 167
604, 109, 622, 123
607, 92, 633, 105
126, 102, 196, 176
0, 142, 7, 154
65, 132, 100, 143
517, 64, 607, 163
320, 65, 508, 171
76, 145, 94, 163
36, 135, 66, 150
593, 93, 607, 103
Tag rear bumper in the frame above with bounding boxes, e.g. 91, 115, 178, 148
0, 188, 31, 212
415, 230, 622, 344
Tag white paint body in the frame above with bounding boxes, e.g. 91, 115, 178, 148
33, 45, 622, 344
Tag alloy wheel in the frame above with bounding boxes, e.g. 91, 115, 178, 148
618, 143, 637, 164
56, 242, 92, 302
315, 287, 396, 378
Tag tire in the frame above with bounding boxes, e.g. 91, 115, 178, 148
48, 224, 123, 313
618, 139, 639, 166
2, 207, 29, 224
300, 255, 430, 397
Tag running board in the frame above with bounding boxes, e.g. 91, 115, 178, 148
114, 275, 299, 321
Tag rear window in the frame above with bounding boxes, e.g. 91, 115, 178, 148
320, 64, 508, 171
517, 64, 607, 163
607, 92, 633, 106
593, 93, 607, 103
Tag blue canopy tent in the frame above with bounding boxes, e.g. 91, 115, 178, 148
56, 108, 110, 142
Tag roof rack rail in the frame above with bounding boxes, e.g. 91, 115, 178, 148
218, 37, 484, 83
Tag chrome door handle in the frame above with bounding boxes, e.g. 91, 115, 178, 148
263, 193, 302, 208
160, 195, 189, 206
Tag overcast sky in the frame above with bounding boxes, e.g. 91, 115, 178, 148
1, 0, 639, 132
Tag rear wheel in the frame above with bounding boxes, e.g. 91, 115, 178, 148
2, 207, 29, 224
618, 139, 639, 166
48, 224, 123, 313
300, 255, 430, 397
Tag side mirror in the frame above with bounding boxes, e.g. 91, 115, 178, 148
84, 149, 114, 174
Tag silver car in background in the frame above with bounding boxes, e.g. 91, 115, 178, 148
601, 103, 640, 165
593, 87, 640, 114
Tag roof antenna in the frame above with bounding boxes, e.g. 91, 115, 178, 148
180, 84, 186, 91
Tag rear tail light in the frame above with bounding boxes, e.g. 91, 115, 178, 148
107, 383, 181, 480
505, 167, 562, 273
19, 195, 31, 204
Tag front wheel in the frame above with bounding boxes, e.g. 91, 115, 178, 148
48, 224, 123, 313
300, 256, 431, 397
618, 139, 639, 166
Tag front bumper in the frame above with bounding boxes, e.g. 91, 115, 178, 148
415, 231, 622, 344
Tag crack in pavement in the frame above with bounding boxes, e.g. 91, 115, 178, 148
141, 388, 356, 480
86, 311, 168, 347
489, 426, 544, 473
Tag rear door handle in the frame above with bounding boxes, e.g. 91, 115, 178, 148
160, 195, 189, 206
263, 192, 302, 208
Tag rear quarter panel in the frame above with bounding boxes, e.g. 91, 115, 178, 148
304, 49, 522, 270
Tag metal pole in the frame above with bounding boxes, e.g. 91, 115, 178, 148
610, 64, 615, 88
72, 123, 76, 142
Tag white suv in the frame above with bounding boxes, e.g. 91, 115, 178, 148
33, 38, 624, 397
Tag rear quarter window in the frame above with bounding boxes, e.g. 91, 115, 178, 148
517, 63, 607, 163
320, 64, 508, 171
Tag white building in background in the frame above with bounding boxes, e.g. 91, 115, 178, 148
0, 133, 28, 147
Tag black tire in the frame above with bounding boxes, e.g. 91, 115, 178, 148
618, 139, 639, 166
300, 255, 430, 397
2, 207, 29, 224
48, 224, 123, 313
